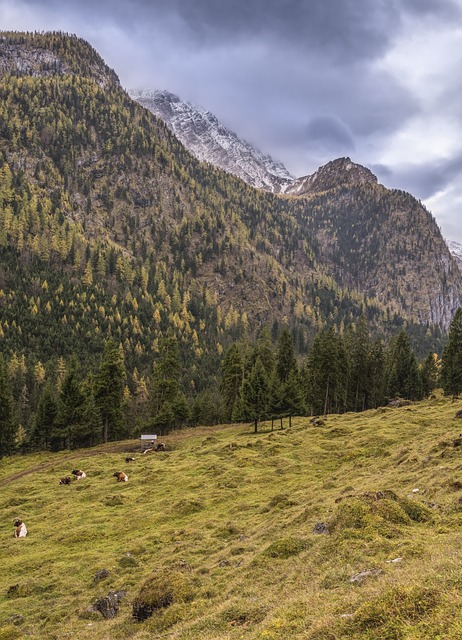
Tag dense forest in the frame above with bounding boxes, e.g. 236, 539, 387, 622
0, 32, 458, 456
0, 315, 448, 457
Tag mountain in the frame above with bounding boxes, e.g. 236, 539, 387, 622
285, 156, 378, 196
128, 89, 294, 193
0, 30, 458, 395
287, 158, 462, 329
1, 31, 411, 386
129, 89, 462, 329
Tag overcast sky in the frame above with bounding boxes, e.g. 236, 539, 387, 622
2, 0, 462, 243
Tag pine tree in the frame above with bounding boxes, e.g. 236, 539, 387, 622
242, 357, 270, 433
345, 318, 372, 411
32, 382, 58, 450
276, 328, 297, 384
221, 344, 244, 420
54, 367, 86, 450
441, 308, 462, 398
421, 352, 439, 398
386, 330, 422, 401
0, 354, 16, 457
150, 334, 182, 417
281, 371, 305, 427
95, 339, 125, 443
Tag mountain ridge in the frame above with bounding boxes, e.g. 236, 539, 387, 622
129, 88, 295, 193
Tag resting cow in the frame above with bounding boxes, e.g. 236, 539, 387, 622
71, 469, 86, 479
13, 518, 27, 538
59, 476, 72, 485
113, 471, 128, 482
155, 443, 166, 452
125, 457, 136, 463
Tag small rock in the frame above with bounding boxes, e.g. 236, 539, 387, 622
385, 557, 403, 563
313, 522, 330, 535
92, 590, 127, 619
93, 569, 111, 583
349, 569, 383, 583
412, 488, 419, 493
7, 614, 24, 626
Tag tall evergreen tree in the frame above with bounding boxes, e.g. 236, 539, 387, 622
345, 318, 372, 411
54, 367, 86, 450
281, 371, 305, 428
0, 354, 16, 457
221, 344, 244, 420
305, 328, 347, 415
242, 357, 270, 433
421, 352, 439, 398
441, 308, 462, 398
276, 328, 297, 384
32, 382, 58, 450
386, 330, 422, 401
150, 334, 182, 417
95, 339, 125, 443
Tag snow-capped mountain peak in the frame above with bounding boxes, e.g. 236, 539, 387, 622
128, 88, 294, 193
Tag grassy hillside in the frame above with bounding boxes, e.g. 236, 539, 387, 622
2, 395, 462, 639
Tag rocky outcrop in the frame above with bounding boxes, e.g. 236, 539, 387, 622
286, 157, 377, 196
129, 89, 294, 193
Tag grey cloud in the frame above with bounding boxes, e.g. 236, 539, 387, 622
379, 153, 462, 200
304, 115, 355, 152
21, 0, 460, 64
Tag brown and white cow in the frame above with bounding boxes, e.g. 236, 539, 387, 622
113, 471, 128, 482
71, 469, 86, 479
13, 518, 27, 538
59, 476, 72, 485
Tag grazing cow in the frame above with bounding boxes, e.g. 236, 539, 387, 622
59, 476, 72, 485
13, 518, 27, 538
125, 457, 136, 463
113, 471, 128, 482
71, 469, 86, 479
155, 443, 166, 452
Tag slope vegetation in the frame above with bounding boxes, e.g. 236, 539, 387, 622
2, 394, 462, 639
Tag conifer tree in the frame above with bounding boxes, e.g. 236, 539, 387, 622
150, 333, 182, 424
32, 382, 58, 450
221, 344, 244, 420
54, 367, 86, 450
441, 308, 462, 398
0, 354, 16, 457
95, 339, 125, 443
386, 330, 421, 401
276, 328, 297, 384
281, 371, 305, 427
242, 357, 270, 433
421, 352, 439, 398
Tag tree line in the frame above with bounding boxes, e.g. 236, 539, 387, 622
4, 309, 461, 457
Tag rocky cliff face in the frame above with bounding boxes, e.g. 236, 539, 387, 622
0, 32, 119, 88
285, 157, 378, 195
128, 89, 294, 192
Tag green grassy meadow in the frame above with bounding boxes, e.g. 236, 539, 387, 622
3, 394, 462, 639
